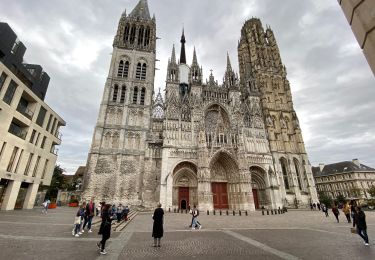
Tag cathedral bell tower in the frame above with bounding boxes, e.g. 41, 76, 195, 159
83, 0, 157, 206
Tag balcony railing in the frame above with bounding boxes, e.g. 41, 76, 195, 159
16, 103, 34, 120
54, 131, 62, 140
9, 123, 27, 139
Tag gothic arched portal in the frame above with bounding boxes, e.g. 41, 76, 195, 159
172, 161, 198, 209
250, 166, 269, 209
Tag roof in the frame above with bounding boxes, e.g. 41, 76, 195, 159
129, 0, 151, 20
312, 161, 375, 177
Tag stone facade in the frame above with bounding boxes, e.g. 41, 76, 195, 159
83, 0, 318, 210
313, 159, 375, 200
338, 0, 375, 76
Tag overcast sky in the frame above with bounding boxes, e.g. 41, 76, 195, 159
1, 0, 374, 174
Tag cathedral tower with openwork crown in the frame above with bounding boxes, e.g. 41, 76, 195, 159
83, 0, 318, 210
83, 0, 157, 206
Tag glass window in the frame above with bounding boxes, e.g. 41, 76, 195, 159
32, 156, 41, 177
3, 80, 18, 105
24, 153, 34, 176
36, 106, 47, 127
41, 159, 49, 179
0, 72, 8, 92
6, 146, 19, 172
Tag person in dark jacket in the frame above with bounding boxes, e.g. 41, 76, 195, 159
354, 206, 369, 246
97, 204, 113, 255
152, 203, 164, 247
82, 198, 95, 233
332, 205, 340, 223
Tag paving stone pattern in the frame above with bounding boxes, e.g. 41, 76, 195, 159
0, 207, 375, 259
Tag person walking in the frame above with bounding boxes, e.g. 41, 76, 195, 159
332, 205, 340, 223
82, 198, 95, 233
97, 204, 114, 255
191, 205, 201, 230
116, 204, 123, 223
343, 203, 351, 223
72, 204, 85, 237
317, 202, 321, 211
322, 204, 329, 217
123, 205, 130, 221
42, 199, 50, 214
353, 206, 369, 246
152, 203, 164, 247
350, 201, 357, 228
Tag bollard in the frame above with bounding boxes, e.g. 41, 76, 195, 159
275, 209, 278, 215
169, 208, 171, 212
271, 209, 274, 215
233, 210, 235, 216
207, 210, 209, 215
226, 210, 229, 215
213, 210, 216, 215
174, 208, 176, 213
220, 210, 222, 215
267, 209, 269, 215
262, 209, 265, 215
239, 210, 241, 216
245, 210, 248, 216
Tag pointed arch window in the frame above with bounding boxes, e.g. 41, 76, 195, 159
144, 27, 150, 46
117, 60, 129, 78
140, 88, 146, 105
136, 63, 147, 80
120, 85, 126, 103
141, 63, 147, 80
112, 85, 119, 102
129, 25, 136, 44
133, 86, 138, 104
138, 25, 144, 46
124, 24, 130, 42
280, 159, 289, 190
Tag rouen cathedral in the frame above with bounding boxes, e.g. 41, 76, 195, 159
83, 0, 318, 211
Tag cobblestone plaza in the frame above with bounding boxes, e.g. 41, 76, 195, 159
0, 207, 374, 259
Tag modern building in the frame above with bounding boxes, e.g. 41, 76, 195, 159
313, 159, 375, 200
338, 0, 375, 76
83, 0, 318, 210
0, 23, 65, 210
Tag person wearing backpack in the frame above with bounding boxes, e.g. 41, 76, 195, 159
191, 205, 201, 230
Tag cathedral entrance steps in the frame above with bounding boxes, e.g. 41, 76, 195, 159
91, 209, 138, 232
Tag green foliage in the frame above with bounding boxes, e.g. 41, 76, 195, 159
335, 194, 346, 204
318, 192, 333, 208
368, 185, 375, 198
44, 165, 65, 200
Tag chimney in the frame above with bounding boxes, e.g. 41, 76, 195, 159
352, 159, 360, 167
319, 163, 324, 172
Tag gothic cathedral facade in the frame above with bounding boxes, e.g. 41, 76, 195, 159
83, 0, 318, 210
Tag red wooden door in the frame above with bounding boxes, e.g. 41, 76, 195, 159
252, 189, 259, 209
178, 187, 189, 209
212, 183, 228, 209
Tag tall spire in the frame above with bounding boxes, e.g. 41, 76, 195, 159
192, 46, 198, 65
129, 0, 151, 20
180, 27, 186, 64
171, 44, 176, 64
226, 52, 232, 71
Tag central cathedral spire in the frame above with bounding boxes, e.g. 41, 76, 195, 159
129, 0, 151, 20
180, 28, 186, 64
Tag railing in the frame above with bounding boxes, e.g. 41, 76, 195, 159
54, 131, 62, 140
9, 124, 27, 139
16, 103, 34, 120
205, 132, 238, 149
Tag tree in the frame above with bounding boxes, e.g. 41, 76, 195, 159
335, 194, 346, 205
368, 185, 375, 198
349, 187, 362, 198
44, 165, 65, 200
318, 192, 333, 208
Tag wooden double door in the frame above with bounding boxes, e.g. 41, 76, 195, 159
252, 189, 260, 209
178, 187, 189, 209
212, 182, 228, 209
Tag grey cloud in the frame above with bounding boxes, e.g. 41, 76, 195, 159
1, 0, 374, 173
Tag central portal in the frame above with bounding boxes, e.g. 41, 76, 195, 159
178, 187, 189, 209
212, 182, 228, 209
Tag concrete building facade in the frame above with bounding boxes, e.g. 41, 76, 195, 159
338, 0, 375, 76
313, 159, 375, 200
83, 0, 318, 210
0, 23, 65, 210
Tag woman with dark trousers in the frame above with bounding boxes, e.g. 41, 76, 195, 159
152, 203, 164, 247
97, 204, 113, 255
